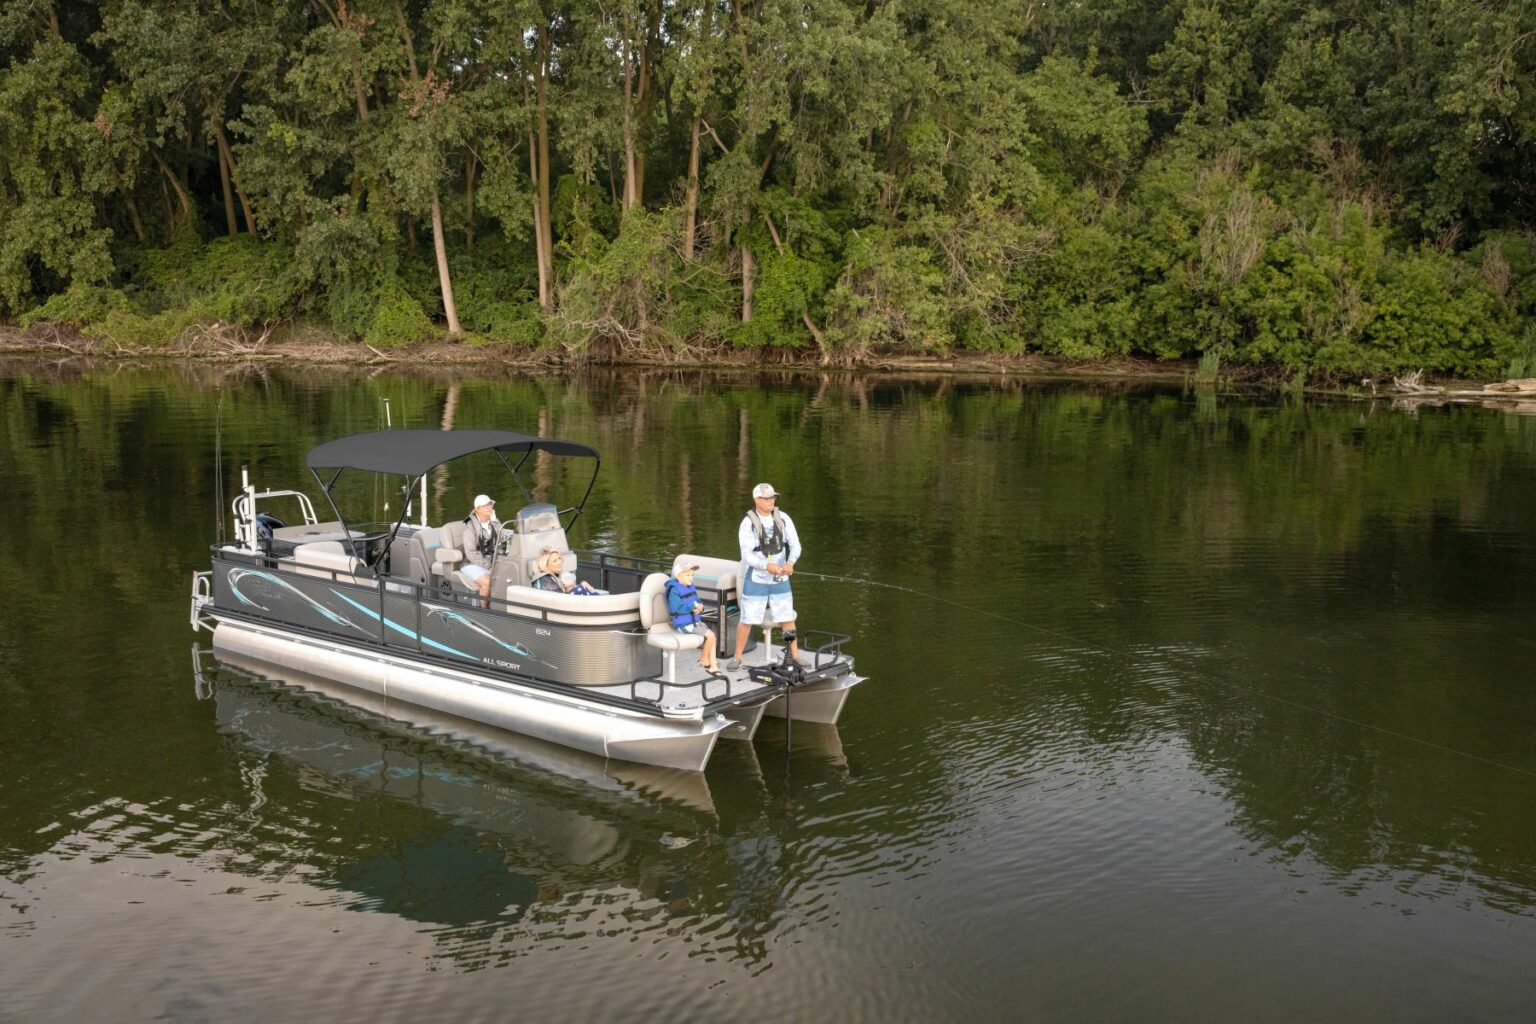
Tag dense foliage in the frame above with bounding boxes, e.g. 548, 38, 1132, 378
2, 0, 1534, 374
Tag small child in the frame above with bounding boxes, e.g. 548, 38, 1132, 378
664, 564, 725, 678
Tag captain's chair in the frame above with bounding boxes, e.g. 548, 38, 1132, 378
508, 502, 578, 585
402, 521, 478, 593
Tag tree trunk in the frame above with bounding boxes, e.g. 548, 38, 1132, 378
215, 126, 257, 234
634, 2, 660, 206
533, 22, 554, 312
621, 29, 638, 211
118, 177, 147, 243
430, 192, 462, 336
741, 243, 754, 322
397, 4, 459, 334
152, 150, 193, 235
464, 152, 477, 251
158, 177, 175, 242
683, 117, 702, 258
682, 0, 712, 260
217, 140, 238, 235
529, 127, 550, 312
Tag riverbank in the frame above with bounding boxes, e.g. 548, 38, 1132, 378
12, 322, 1536, 415
0, 321, 1339, 386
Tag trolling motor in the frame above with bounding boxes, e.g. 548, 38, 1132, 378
746, 629, 806, 752
747, 629, 805, 689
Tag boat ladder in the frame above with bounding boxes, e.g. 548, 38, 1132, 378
189, 570, 216, 633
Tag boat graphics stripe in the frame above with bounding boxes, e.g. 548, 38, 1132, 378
422, 606, 534, 659
327, 589, 478, 660
228, 568, 368, 634
317, 589, 540, 669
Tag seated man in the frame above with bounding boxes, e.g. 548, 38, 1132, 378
529, 548, 603, 595
459, 494, 501, 603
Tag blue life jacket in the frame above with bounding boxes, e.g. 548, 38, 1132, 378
664, 578, 700, 628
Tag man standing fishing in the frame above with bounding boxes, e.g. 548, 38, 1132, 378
727, 482, 802, 670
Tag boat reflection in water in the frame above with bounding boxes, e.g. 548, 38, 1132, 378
194, 643, 853, 968
196, 646, 728, 927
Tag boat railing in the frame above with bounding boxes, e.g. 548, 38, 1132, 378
579, 550, 738, 658
208, 547, 739, 719
213, 544, 645, 628
207, 547, 792, 714
796, 630, 851, 672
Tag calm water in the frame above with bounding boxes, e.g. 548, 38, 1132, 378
2, 360, 1534, 1022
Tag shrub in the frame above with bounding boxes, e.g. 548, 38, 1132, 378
19, 284, 134, 330
364, 279, 435, 349
823, 226, 951, 355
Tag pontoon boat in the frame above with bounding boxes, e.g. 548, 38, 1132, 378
189, 429, 864, 771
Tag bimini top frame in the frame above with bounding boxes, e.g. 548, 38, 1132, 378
303, 428, 601, 569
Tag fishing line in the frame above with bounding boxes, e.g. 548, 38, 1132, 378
794, 570, 1536, 780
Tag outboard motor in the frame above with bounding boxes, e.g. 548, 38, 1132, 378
255, 512, 284, 555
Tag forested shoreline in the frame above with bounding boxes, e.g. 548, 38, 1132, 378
2, 1, 1534, 378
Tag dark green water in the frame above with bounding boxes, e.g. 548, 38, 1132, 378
2, 360, 1534, 1022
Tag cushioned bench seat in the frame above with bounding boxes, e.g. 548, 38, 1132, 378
500, 584, 643, 626
278, 540, 370, 584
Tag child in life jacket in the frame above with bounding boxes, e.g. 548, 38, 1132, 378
664, 565, 726, 679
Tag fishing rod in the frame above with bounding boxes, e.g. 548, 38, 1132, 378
789, 569, 1536, 780
213, 392, 226, 545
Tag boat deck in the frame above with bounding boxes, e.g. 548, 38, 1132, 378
590, 641, 835, 713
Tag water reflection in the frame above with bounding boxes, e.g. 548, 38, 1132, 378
198, 649, 712, 920
4, 359, 1536, 1019
187, 647, 859, 969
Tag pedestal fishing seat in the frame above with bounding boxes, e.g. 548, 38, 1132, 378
638, 572, 705, 683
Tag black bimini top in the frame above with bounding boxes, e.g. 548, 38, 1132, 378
307, 429, 599, 477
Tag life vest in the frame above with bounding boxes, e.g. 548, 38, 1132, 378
462, 515, 498, 560
664, 578, 700, 628
747, 509, 787, 559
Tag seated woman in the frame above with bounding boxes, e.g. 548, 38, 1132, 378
530, 549, 603, 595
665, 564, 726, 679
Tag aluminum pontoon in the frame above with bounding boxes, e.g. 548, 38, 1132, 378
190, 428, 864, 771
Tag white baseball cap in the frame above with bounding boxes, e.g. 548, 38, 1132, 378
752, 482, 779, 499
473, 494, 496, 508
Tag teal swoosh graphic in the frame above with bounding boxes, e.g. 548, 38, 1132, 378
328, 590, 476, 660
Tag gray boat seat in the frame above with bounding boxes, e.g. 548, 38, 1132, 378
639, 572, 706, 685
267, 521, 361, 559
270, 520, 356, 544
281, 541, 369, 584
399, 522, 478, 593
435, 520, 484, 592
671, 555, 739, 604
507, 502, 577, 586
500, 584, 644, 627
